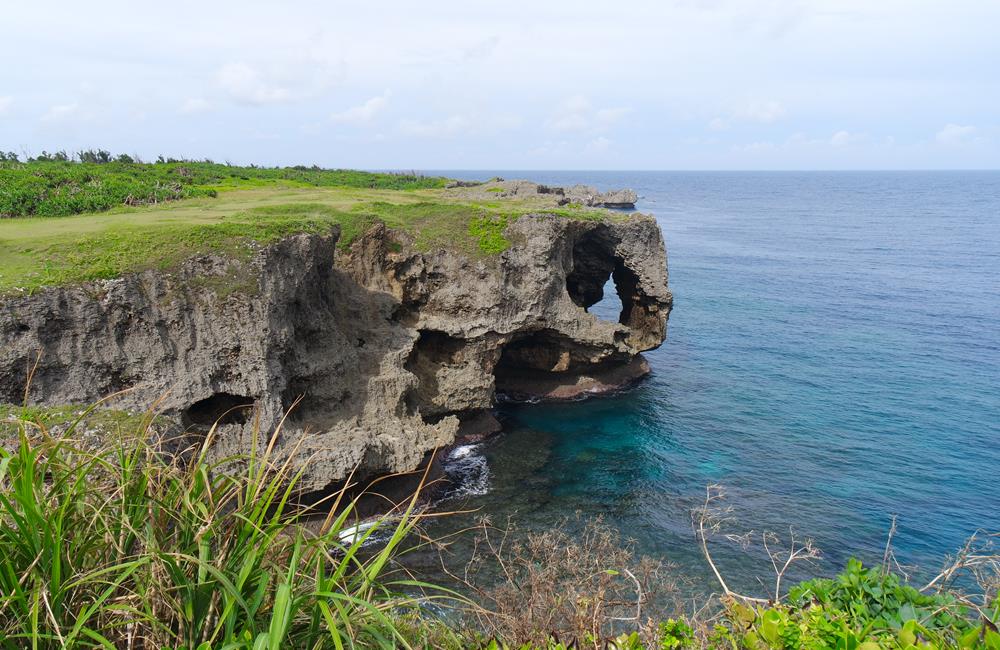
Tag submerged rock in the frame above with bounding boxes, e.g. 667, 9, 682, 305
0, 208, 671, 493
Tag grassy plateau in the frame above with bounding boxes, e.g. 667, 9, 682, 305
0, 159, 616, 295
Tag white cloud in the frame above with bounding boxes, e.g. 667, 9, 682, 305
547, 96, 631, 132
330, 92, 390, 124
830, 130, 852, 147
709, 100, 787, 131
4, 2, 1000, 169
398, 115, 471, 137
830, 131, 873, 148
935, 123, 977, 145
549, 112, 590, 132
595, 107, 631, 123
585, 136, 612, 153
397, 112, 520, 138
0, 96, 11, 115
527, 139, 571, 158
217, 63, 291, 105
41, 103, 79, 123
179, 98, 211, 114
736, 100, 787, 123
785, 132, 822, 146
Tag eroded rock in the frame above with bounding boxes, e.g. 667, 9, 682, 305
0, 208, 671, 493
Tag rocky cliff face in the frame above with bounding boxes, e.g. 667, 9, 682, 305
0, 212, 671, 493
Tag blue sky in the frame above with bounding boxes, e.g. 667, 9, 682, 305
2, 0, 998, 170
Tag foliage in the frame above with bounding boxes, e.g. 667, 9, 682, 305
658, 619, 697, 649
707, 559, 999, 650
468, 214, 511, 254
788, 558, 973, 638
0, 403, 996, 650
0, 158, 448, 218
0, 403, 451, 649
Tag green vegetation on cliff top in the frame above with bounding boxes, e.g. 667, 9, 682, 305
0, 159, 621, 295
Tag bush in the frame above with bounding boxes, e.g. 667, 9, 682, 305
709, 561, 1000, 649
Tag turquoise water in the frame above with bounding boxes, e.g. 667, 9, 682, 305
427, 171, 1000, 591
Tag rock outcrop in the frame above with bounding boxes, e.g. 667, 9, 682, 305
452, 179, 639, 208
0, 208, 671, 493
563, 184, 638, 209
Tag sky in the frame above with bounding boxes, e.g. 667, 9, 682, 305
2, 0, 999, 170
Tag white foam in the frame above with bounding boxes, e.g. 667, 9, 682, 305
336, 518, 393, 547
442, 443, 491, 498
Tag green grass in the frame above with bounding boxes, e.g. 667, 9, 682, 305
0, 404, 454, 649
0, 190, 623, 295
0, 160, 632, 295
0, 404, 158, 440
468, 214, 511, 254
0, 160, 447, 217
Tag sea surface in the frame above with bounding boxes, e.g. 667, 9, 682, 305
418, 171, 1000, 594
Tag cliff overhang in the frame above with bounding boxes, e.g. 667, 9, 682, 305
0, 191, 672, 494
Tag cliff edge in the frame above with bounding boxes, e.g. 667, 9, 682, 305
0, 188, 671, 494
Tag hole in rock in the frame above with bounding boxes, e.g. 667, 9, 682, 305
565, 230, 637, 325
611, 263, 642, 330
183, 393, 253, 428
588, 277, 624, 322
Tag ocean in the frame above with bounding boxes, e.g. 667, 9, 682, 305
422, 171, 1000, 593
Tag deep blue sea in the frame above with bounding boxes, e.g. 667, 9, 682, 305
424, 171, 1000, 592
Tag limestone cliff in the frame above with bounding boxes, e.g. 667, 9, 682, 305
0, 208, 671, 493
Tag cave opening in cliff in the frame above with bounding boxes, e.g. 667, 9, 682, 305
566, 230, 636, 326
493, 328, 604, 400
183, 393, 254, 429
